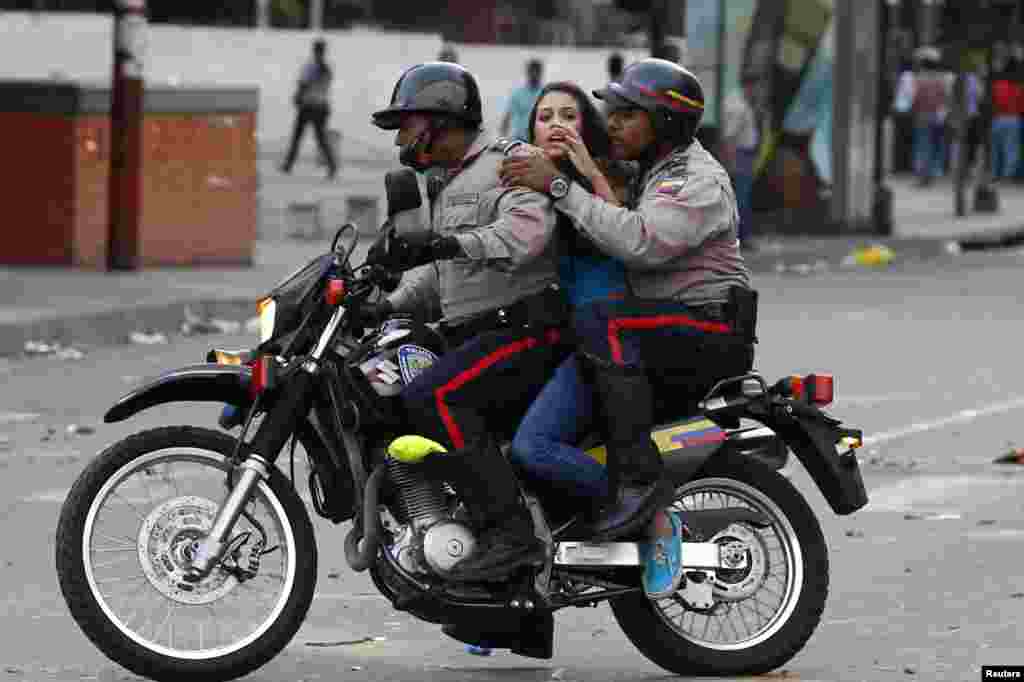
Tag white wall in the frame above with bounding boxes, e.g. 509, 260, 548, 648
0, 12, 645, 155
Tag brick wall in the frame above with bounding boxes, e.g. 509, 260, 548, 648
0, 113, 76, 264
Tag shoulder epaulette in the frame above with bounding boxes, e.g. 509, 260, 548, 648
491, 137, 525, 155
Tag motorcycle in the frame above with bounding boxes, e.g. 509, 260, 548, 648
55, 173, 869, 681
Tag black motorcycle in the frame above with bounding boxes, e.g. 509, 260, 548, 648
56, 177, 868, 681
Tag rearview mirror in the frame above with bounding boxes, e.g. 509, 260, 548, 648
385, 168, 422, 217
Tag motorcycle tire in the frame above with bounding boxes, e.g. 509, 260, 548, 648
56, 426, 317, 682
610, 450, 829, 676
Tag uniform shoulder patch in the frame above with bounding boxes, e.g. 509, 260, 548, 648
654, 179, 688, 196
491, 137, 525, 156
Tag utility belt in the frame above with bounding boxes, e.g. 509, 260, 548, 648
440, 284, 569, 347
684, 286, 758, 343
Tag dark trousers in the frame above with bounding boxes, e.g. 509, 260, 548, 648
282, 105, 336, 175
401, 325, 569, 454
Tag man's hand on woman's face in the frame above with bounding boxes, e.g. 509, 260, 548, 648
499, 153, 561, 194
546, 127, 599, 181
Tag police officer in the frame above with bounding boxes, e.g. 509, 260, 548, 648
368, 62, 568, 581
500, 58, 756, 541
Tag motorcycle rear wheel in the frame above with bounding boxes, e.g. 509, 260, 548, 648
55, 426, 317, 682
610, 450, 828, 676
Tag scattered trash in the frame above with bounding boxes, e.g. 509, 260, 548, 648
944, 240, 962, 255
129, 331, 168, 345
350, 666, 363, 672
327, 571, 341, 579
41, 427, 56, 442
0, 436, 12, 451
843, 244, 895, 268
23, 340, 85, 360
845, 529, 864, 538
5, 666, 23, 675
947, 625, 961, 631
994, 448, 1024, 465
1011, 592, 1024, 599
305, 637, 375, 647
66, 424, 96, 436
182, 307, 243, 336
904, 567, 913, 573
591, 628, 608, 638
904, 666, 916, 675
977, 519, 997, 526
903, 514, 924, 521
551, 667, 566, 679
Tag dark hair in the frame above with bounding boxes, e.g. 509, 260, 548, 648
527, 81, 610, 161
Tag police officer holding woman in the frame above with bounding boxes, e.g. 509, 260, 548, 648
500, 58, 757, 542
367, 62, 569, 582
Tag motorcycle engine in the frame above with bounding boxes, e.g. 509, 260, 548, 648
385, 456, 477, 577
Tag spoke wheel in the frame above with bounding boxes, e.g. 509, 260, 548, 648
57, 427, 317, 682
610, 450, 829, 677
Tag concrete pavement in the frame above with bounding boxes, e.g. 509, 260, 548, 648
3, 153, 1024, 357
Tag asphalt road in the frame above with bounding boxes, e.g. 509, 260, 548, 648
2, 250, 1024, 682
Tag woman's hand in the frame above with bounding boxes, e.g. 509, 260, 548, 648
548, 127, 600, 183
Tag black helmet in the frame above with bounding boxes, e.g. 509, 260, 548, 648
593, 58, 704, 145
372, 61, 483, 130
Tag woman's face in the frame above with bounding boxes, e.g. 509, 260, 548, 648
606, 107, 655, 160
532, 91, 583, 152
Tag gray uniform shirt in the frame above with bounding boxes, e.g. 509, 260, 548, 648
386, 134, 559, 325
555, 139, 750, 305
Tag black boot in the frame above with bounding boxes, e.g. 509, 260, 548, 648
426, 442, 544, 581
585, 363, 675, 541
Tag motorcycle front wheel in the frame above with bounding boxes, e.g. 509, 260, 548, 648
611, 450, 829, 677
56, 426, 317, 682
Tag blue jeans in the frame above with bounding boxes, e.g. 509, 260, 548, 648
913, 122, 946, 179
509, 355, 609, 501
731, 149, 756, 244
992, 115, 1021, 179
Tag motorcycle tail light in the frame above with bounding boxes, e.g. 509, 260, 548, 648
804, 373, 834, 406
325, 278, 346, 306
250, 354, 276, 399
785, 375, 804, 400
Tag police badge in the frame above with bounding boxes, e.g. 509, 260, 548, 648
396, 344, 439, 384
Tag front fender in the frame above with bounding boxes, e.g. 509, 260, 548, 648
104, 364, 253, 423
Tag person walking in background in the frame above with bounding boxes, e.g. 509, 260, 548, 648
720, 73, 760, 249
991, 58, 1022, 180
280, 38, 338, 180
894, 46, 953, 187
438, 43, 459, 63
500, 58, 544, 142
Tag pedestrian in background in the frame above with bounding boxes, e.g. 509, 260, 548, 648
894, 46, 953, 187
438, 43, 459, 63
721, 73, 760, 249
280, 38, 338, 180
500, 58, 544, 142
991, 58, 1022, 180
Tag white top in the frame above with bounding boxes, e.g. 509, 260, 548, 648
721, 90, 758, 151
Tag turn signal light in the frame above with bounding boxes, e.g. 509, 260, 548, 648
325, 278, 346, 306
249, 354, 276, 399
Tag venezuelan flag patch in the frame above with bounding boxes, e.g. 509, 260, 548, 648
652, 417, 725, 452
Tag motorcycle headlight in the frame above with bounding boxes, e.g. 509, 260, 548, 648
257, 298, 277, 343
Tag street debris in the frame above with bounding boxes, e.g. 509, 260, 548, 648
129, 331, 169, 345
66, 424, 96, 436
1011, 592, 1024, 599
904, 666, 916, 675
845, 529, 865, 538
591, 628, 608, 638
327, 571, 341, 579
182, 307, 243, 336
305, 636, 384, 647
23, 340, 85, 360
41, 427, 57, 442
0, 436, 10, 451
993, 447, 1024, 465
551, 667, 567, 680
773, 260, 830, 276
843, 244, 895, 268
977, 519, 997, 526
350, 666, 363, 671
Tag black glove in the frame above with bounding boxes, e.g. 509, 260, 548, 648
368, 230, 463, 273
361, 300, 394, 327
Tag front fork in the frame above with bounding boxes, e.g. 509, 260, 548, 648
185, 307, 345, 581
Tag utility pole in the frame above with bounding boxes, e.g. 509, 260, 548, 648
256, 0, 270, 28
107, 0, 146, 272
310, 0, 324, 30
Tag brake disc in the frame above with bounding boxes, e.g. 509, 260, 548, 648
137, 496, 239, 605
709, 523, 769, 602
